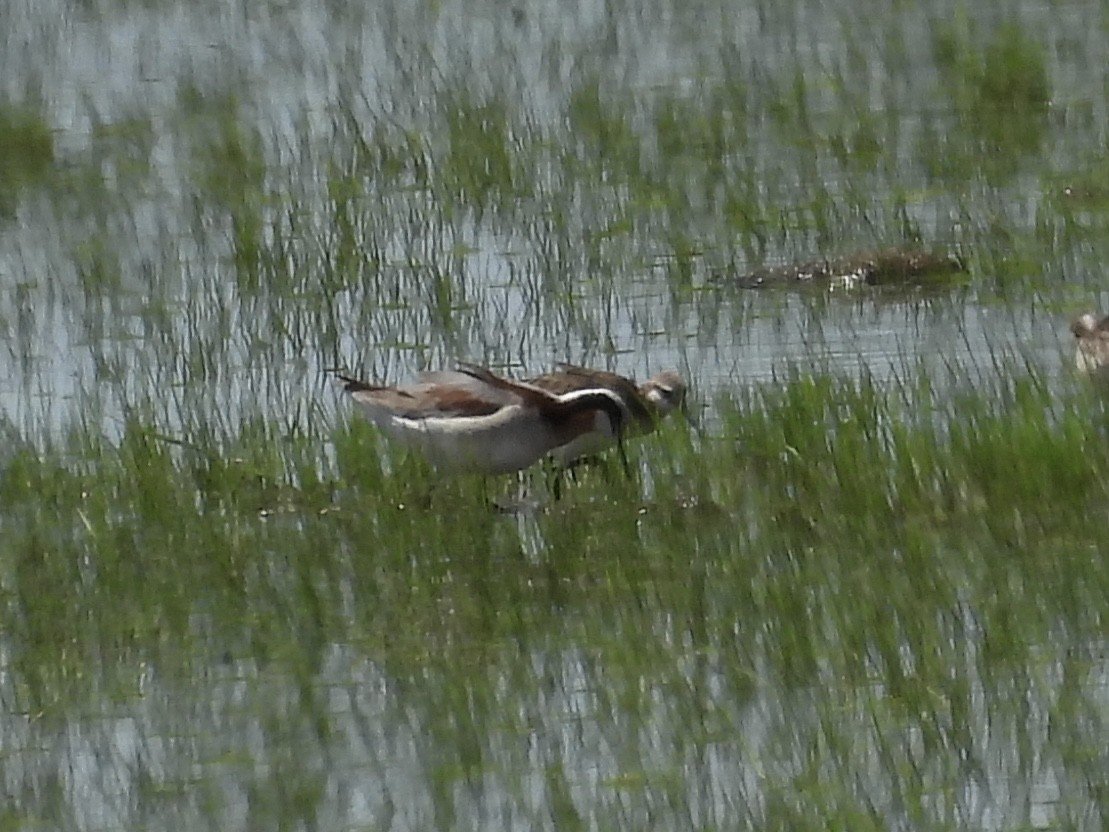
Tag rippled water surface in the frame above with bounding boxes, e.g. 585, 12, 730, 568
3, 0, 1109, 829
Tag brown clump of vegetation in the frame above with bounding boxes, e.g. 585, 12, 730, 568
730, 246, 967, 289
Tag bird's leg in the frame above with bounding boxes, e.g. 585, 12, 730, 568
679, 397, 705, 437
491, 473, 535, 513
541, 457, 570, 501
616, 435, 632, 480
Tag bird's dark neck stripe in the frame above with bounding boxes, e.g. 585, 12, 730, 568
545, 389, 626, 428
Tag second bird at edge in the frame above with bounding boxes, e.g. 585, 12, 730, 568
1071, 312, 1109, 379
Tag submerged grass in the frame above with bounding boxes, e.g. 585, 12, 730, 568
5, 4, 1080, 463
0, 101, 53, 218
5, 364, 1109, 673
6, 0, 1109, 827
4, 363, 1109, 825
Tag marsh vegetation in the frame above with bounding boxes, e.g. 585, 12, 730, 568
3, 0, 1109, 828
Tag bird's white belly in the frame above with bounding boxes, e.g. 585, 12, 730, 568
377, 409, 558, 474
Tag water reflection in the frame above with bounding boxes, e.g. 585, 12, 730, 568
2, 0, 1109, 829
1, 631, 1104, 829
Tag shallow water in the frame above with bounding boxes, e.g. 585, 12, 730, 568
2, 0, 1104, 424
3, 0, 1109, 829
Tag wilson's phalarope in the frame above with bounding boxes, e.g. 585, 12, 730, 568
525, 364, 688, 464
1071, 313, 1109, 378
335, 364, 631, 475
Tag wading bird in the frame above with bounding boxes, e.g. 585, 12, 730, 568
1071, 313, 1109, 379
335, 364, 631, 475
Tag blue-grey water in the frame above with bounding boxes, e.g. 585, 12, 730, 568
2, 0, 1108, 829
